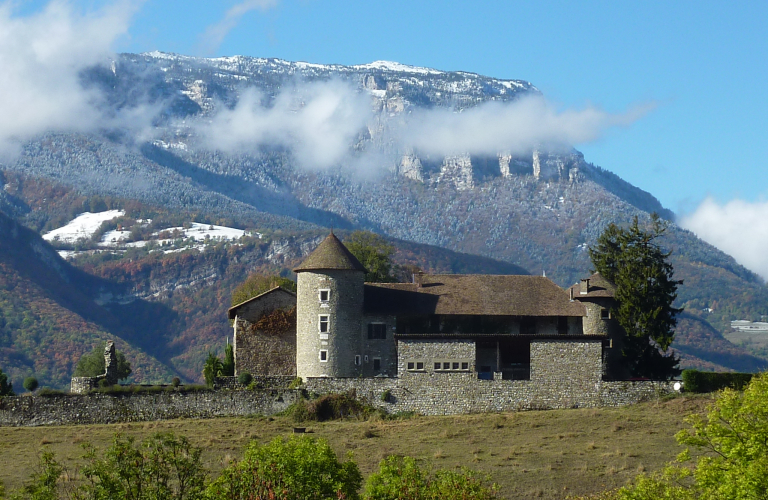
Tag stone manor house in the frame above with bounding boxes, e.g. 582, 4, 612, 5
228, 233, 667, 414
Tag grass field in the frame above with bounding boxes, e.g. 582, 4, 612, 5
0, 395, 713, 499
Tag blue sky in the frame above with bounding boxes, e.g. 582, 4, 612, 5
5, 0, 768, 278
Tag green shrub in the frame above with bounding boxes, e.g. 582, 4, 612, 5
98, 378, 110, 389
202, 352, 224, 387
0, 369, 14, 396
600, 372, 768, 499
222, 344, 235, 377
365, 455, 499, 500
288, 376, 303, 389
238, 372, 253, 386
23, 376, 38, 393
206, 435, 361, 500
381, 389, 392, 402
171, 377, 181, 387
79, 432, 206, 500
682, 369, 754, 393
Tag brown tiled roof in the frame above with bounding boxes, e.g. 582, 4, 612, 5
293, 233, 366, 273
227, 286, 297, 320
568, 272, 617, 299
364, 274, 586, 317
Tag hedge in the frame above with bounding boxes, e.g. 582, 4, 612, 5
682, 369, 754, 393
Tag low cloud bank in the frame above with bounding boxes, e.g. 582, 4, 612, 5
679, 197, 768, 281
197, 84, 653, 171
0, 0, 153, 159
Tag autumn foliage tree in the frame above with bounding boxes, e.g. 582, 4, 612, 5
231, 274, 296, 306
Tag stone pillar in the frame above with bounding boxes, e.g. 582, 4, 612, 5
104, 341, 118, 385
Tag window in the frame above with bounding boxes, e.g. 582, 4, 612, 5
319, 315, 329, 333
600, 309, 610, 320
368, 323, 387, 339
319, 289, 330, 302
319, 350, 328, 362
373, 358, 381, 371
355, 355, 361, 366
434, 360, 472, 372
406, 360, 426, 372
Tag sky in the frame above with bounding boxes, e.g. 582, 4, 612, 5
4, 0, 768, 279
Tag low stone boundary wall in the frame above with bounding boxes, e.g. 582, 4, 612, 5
305, 377, 676, 416
0, 378, 676, 426
0, 389, 300, 427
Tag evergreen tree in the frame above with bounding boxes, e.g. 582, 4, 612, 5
589, 214, 683, 379
222, 343, 235, 377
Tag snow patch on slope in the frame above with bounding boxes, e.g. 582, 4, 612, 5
43, 210, 124, 244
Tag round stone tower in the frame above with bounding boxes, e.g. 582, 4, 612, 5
294, 232, 366, 379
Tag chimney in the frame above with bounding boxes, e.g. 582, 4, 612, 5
580, 278, 590, 295
413, 271, 424, 288
569, 286, 574, 301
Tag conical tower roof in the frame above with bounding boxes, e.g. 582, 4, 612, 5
294, 232, 366, 273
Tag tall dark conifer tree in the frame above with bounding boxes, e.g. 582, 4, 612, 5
589, 213, 683, 379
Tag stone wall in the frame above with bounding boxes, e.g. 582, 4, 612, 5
0, 389, 300, 427
233, 288, 297, 377
304, 339, 672, 416
304, 375, 675, 416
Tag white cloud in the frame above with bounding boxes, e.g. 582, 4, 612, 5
679, 197, 768, 281
398, 95, 654, 157
199, 0, 279, 55
195, 79, 372, 170
195, 82, 653, 174
0, 0, 145, 158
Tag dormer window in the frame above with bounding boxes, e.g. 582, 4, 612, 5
319, 289, 330, 303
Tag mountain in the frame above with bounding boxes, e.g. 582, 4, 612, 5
0, 52, 765, 384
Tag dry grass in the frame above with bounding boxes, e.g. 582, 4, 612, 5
0, 395, 713, 500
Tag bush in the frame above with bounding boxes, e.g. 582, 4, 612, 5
365, 455, 499, 500
381, 389, 392, 402
12, 432, 206, 500
238, 372, 253, 385
288, 376, 303, 389
206, 435, 361, 500
587, 373, 768, 499
681, 369, 754, 393
202, 352, 224, 387
23, 377, 38, 393
0, 368, 13, 396
172, 377, 181, 387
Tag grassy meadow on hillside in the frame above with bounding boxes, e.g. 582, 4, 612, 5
0, 396, 713, 500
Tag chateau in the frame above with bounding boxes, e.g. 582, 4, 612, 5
227, 233, 668, 414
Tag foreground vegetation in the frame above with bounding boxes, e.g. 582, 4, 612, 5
0, 395, 712, 499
